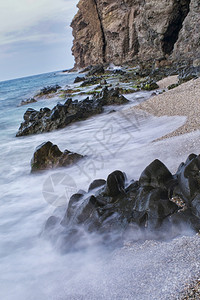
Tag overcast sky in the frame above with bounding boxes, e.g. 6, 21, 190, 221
0, 0, 78, 81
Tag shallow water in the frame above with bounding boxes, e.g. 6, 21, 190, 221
0, 71, 200, 299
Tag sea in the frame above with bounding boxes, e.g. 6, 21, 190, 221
0, 70, 198, 299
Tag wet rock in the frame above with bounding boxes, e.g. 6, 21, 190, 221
99, 87, 129, 106
74, 76, 85, 83
88, 179, 106, 192
139, 159, 173, 190
141, 80, 159, 91
169, 208, 200, 233
80, 76, 101, 87
19, 98, 37, 106
112, 69, 126, 75
178, 66, 200, 83
36, 85, 61, 97
44, 154, 200, 251
31, 141, 83, 172
87, 65, 104, 76
176, 154, 200, 204
16, 87, 129, 137
105, 170, 126, 197
134, 187, 178, 229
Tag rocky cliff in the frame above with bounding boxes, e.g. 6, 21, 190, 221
71, 0, 200, 69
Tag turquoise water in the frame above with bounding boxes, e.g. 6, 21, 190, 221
0, 71, 188, 299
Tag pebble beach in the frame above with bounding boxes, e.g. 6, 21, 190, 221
134, 76, 200, 139
130, 76, 200, 299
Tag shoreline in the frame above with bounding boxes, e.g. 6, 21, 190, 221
132, 77, 200, 140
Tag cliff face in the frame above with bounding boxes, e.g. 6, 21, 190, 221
71, 0, 200, 68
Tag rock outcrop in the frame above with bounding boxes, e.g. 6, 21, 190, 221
16, 87, 128, 137
45, 154, 200, 252
31, 141, 83, 172
71, 0, 200, 69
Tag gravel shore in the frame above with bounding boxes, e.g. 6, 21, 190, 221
129, 76, 200, 299
134, 77, 200, 139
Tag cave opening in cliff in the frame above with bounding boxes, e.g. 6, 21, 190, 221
161, 0, 191, 55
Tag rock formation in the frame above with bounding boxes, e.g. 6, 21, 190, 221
16, 87, 128, 137
31, 141, 83, 172
45, 154, 200, 252
71, 0, 200, 69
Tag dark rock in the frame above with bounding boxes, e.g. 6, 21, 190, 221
141, 80, 159, 91
176, 154, 200, 204
99, 87, 129, 106
178, 66, 200, 83
44, 154, 200, 252
87, 65, 104, 76
170, 208, 200, 233
80, 76, 101, 87
139, 159, 173, 190
134, 187, 178, 229
36, 85, 61, 97
74, 76, 85, 83
88, 179, 106, 192
16, 87, 128, 137
31, 141, 83, 172
168, 83, 179, 90
112, 69, 126, 75
19, 98, 37, 106
105, 170, 126, 197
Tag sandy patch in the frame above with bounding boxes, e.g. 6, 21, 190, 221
133, 77, 200, 139
157, 75, 178, 89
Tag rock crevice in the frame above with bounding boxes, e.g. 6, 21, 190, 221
71, 0, 200, 68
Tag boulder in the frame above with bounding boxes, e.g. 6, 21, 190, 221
99, 87, 129, 106
19, 98, 37, 106
80, 76, 101, 87
87, 65, 104, 76
74, 76, 85, 83
139, 159, 173, 190
31, 141, 83, 172
105, 170, 126, 197
36, 85, 61, 97
88, 179, 106, 192
176, 154, 200, 203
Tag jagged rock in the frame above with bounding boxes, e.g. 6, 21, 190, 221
178, 66, 200, 83
36, 85, 61, 97
99, 87, 129, 106
80, 76, 101, 87
71, 0, 200, 68
16, 88, 129, 137
19, 98, 37, 106
87, 64, 105, 76
176, 154, 200, 203
139, 159, 173, 190
31, 141, 83, 172
44, 154, 200, 251
105, 170, 126, 197
74, 76, 85, 83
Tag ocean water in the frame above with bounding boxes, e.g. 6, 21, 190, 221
0, 71, 199, 299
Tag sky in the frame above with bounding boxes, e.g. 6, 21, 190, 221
0, 0, 78, 81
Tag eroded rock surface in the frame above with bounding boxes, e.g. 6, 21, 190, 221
71, 0, 200, 68
31, 141, 83, 172
16, 87, 128, 137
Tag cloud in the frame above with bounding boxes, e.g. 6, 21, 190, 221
0, 0, 78, 45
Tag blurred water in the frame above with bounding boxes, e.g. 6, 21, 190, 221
0, 71, 199, 299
